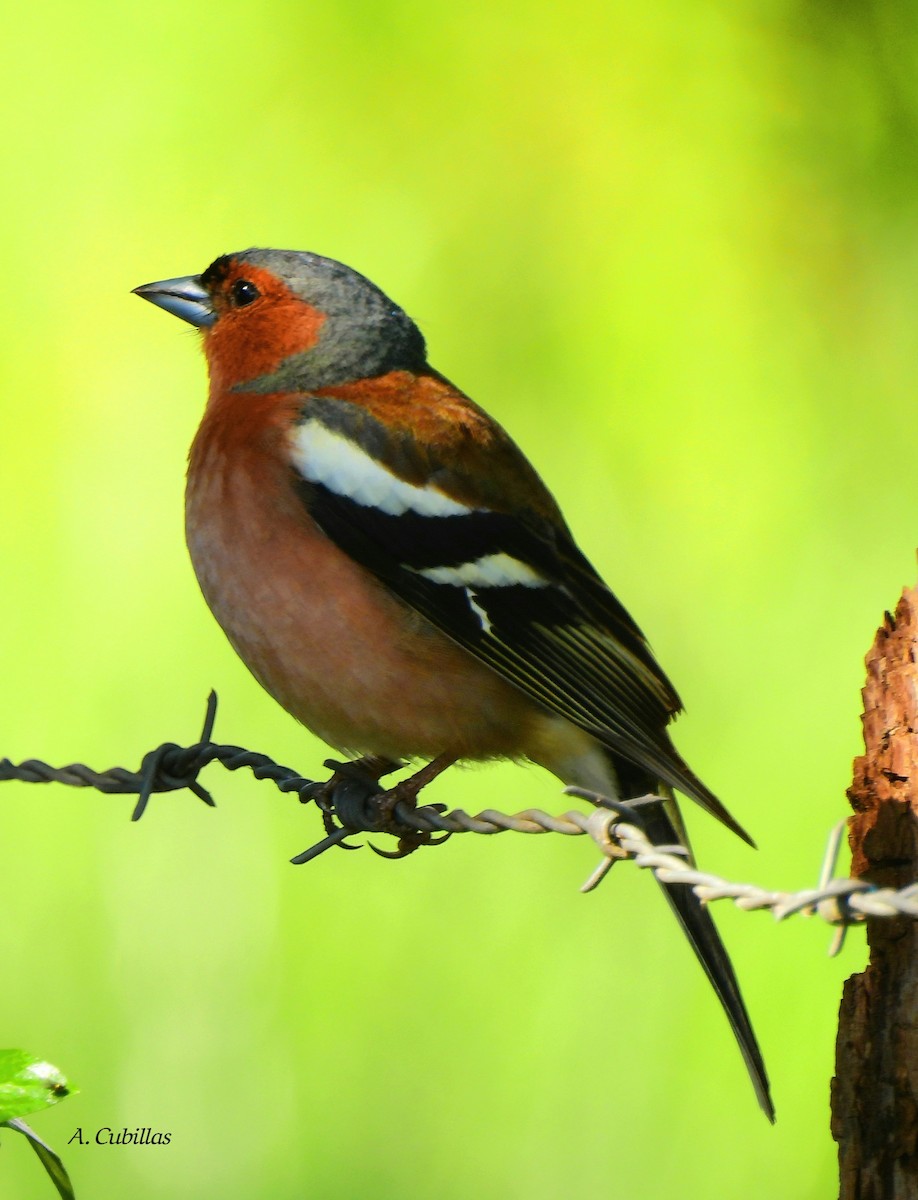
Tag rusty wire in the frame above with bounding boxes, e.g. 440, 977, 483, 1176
0, 692, 911, 938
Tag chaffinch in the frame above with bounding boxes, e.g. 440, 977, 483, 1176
134, 248, 772, 1120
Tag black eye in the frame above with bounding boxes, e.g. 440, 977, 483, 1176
230, 278, 260, 307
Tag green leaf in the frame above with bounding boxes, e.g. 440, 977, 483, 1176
0, 1051, 75, 1121
3, 1118, 76, 1200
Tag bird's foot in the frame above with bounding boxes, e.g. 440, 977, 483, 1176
376, 753, 456, 819
302, 753, 455, 857
368, 754, 458, 858
308, 755, 401, 843
298, 753, 457, 859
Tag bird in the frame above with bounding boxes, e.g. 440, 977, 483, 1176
134, 248, 773, 1120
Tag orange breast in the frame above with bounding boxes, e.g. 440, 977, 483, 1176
184, 404, 538, 761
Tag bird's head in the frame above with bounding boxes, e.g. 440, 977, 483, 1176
133, 248, 427, 394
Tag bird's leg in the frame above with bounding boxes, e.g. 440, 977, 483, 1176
379, 753, 457, 814
367, 753, 458, 859
309, 753, 456, 857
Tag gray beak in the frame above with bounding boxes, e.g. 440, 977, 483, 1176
132, 274, 216, 328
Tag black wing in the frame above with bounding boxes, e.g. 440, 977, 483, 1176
287, 405, 723, 805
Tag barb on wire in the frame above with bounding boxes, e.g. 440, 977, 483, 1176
1, 692, 915, 938
0, 692, 321, 821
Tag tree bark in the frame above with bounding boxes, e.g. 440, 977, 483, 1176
833, 586, 918, 1199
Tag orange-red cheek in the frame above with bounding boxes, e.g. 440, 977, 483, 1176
202, 270, 326, 392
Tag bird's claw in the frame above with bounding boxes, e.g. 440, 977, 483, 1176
295, 755, 454, 862
368, 826, 452, 859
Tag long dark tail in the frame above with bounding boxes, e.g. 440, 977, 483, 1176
549, 742, 773, 1118
631, 788, 774, 1121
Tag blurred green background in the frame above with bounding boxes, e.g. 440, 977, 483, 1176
1, 1, 914, 1196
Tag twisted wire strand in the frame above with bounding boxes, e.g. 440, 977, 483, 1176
1, 693, 914, 931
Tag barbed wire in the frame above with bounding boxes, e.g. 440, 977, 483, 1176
1, 692, 914, 941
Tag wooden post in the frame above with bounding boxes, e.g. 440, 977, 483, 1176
833, 586, 918, 1199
